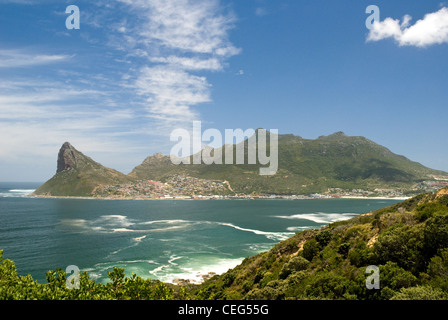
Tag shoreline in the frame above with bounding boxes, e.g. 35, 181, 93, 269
339, 195, 411, 200
27, 194, 410, 201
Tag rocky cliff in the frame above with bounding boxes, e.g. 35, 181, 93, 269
33, 142, 133, 197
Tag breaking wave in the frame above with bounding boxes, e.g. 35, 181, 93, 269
0, 189, 35, 198
60, 217, 294, 241
216, 222, 294, 241
274, 212, 358, 224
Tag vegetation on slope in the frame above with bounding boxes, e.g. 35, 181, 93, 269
189, 188, 448, 300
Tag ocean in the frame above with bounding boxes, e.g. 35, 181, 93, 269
0, 182, 401, 284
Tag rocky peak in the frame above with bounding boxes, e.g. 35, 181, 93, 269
142, 153, 171, 165
57, 142, 78, 173
331, 131, 347, 137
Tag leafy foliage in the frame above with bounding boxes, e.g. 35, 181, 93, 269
189, 188, 448, 300
0, 253, 175, 300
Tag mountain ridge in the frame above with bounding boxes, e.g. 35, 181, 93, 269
33, 132, 448, 197
33, 142, 134, 196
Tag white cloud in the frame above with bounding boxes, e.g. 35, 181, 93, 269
0, 0, 241, 180
117, 0, 240, 133
149, 56, 223, 71
134, 65, 210, 121
120, 0, 239, 56
0, 79, 148, 178
0, 49, 71, 68
367, 7, 448, 47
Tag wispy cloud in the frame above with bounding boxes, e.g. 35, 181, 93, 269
121, 0, 239, 56
0, 49, 71, 68
0, 75, 146, 175
0, 0, 241, 180
367, 7, 448, 47
134, 65, 210, 121
117, 0, 240, 131
255, 7, 268, 17
149, 56, 223, 71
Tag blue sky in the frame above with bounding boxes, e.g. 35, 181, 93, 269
1, 0, 448, 181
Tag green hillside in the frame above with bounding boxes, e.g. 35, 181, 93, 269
33, 142, 134, 197
33, 132, 448, 197
130, 131, 448, 195
189, 187, 448, 300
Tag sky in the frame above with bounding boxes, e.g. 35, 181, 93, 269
0, 0, 448, 182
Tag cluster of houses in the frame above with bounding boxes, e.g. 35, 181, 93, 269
166, 174, 228, 195
92, 175, 448, 200
416, 180, 448, 193
92, 174, 230, 199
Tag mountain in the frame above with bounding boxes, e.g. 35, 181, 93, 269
129, 131, 448, 195
34, 132, 448, 197
33, 142, 133, 197
189, 187, 448, 300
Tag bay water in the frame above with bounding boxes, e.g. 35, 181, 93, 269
0, 182, 400, 284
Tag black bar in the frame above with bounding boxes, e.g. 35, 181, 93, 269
1, 300, 448, 318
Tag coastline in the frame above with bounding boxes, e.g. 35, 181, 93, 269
28, 194, 410, 201
339, 195, 411, 200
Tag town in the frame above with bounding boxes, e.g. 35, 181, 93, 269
91, 174, 448, 200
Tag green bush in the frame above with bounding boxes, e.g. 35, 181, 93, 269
349, 242, 373, 267
391, 286, 448, 300
304, 271, 356, 299
246, 285, 283, 300
315, 230, 332, 247
374, 224, 424, 273
427, 248, 448, 291
222, 271, 236, 288
424, 213, 448, 258
0, 250, 178, 300
337, 242, 351, 258
437, 195, 448, 207
279, 256, 309, 279
379, 262, 419, 291
416, 202, 448, 222
303, 239, 320, 261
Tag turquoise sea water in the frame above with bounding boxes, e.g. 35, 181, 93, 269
0, 182, 401, 284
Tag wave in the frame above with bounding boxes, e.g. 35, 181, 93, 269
149, 254, 244, 285
216, 222, 294, 241
84, 251, 245, 285
286, 226, 316, 232
98, 215, 135, 228
133, 235, 147, 242
85, 259, 159, 282
59, 217, 294, 242
64, 218, 294, 284
139, 219, 193, 225
0, 189, 35, 197
10, 189, 35, 193
60, 219, 88, 227
274, 212, 358, 224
